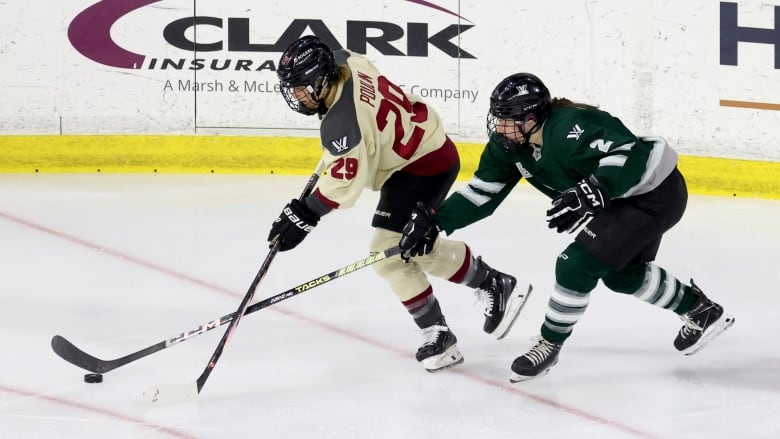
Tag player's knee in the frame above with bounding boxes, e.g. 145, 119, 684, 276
370, 228, 406, 278
555, 242, 610, 292
415, 238, 468, 279
370, 228, 429, 300
602, 263, 646, 294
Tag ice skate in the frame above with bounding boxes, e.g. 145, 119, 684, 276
509, 336, 562, 382
473, 257, 532, 339
674, 280, 734, 355
416, 318, 464, 372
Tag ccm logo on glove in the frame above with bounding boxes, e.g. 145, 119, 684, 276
546, 176, 610, 234
577, 179, 604, 209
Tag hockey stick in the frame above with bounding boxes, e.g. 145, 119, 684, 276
51, 246, 401, 374
142, 161, 326, 403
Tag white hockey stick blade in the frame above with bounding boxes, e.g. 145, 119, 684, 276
143, 382, 199, 404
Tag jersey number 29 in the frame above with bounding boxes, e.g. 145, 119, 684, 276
375, 76, 429, 160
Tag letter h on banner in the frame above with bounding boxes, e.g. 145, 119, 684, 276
720, 2, 780, 68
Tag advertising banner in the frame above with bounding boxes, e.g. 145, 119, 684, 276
1, 1, 778, 160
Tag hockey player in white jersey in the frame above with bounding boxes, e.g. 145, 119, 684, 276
267, 36, 531, 372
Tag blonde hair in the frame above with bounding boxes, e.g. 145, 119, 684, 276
336, 65, 351, 83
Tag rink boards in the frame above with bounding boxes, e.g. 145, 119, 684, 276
1, 134, 778, 199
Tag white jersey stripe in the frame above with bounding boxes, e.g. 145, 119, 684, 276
599, 155, 628, 168
467, 176, 506, 193
459, 186, 491, 206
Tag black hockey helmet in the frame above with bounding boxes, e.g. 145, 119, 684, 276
277, 35, 338, 116
487, 73, 551, 150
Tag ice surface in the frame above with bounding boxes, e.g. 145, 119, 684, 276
1, 174, 778, 439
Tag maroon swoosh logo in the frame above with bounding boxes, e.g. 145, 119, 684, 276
405, 0, 472, 23
68, 0, 161, 69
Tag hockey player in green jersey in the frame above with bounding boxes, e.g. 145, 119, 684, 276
268, 37, 532, 373
399, 72, 735, 381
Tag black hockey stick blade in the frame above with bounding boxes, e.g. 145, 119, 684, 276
50, 335, 163, 374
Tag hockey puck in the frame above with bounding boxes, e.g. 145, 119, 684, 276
84, 373, 103, 383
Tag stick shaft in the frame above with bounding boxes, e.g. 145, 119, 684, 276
50, 246, 400, 374
191, 162, 326, 394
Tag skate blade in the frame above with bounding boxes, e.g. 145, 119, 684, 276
494, 283, 533, 340
422, 345, 464, 373
509, 367, 552, 383
683, 314, 735, 356
509, 354, 558, 383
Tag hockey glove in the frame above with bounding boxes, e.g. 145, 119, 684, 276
399, 202, 440, 262
268, 199, 320, 251
546, 176, 610, 234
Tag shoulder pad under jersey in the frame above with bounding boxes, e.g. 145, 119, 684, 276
334, 49, 350, 65
320, 71, 362, 156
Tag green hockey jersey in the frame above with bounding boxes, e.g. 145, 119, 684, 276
434, 105, 678, 235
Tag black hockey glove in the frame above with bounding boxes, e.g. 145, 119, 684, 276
268, 199, 320, 251
399, 202, 440, 262
546, 176, 610, 234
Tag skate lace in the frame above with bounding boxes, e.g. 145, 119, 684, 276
473, 284, 495, 317
421, 324, 449, 346
679, 314, 704, 338
525, 336, 556, 366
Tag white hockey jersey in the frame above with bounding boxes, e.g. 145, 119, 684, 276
311, 50, 449, 211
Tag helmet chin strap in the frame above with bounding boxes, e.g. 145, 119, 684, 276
514, 122, 531, 147
514, 114, 542, 147
316, 101, 329, 118
301, 84, 328, 118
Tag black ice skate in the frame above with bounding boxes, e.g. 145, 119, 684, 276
674, 280, 735, 355
416, 318, 464, 372
509, 337, 562, 382
473, 257, 532, 339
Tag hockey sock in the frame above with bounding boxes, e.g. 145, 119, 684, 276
447, 248, 493, 289
609, 263, 696, 314
540, 243, 609, 343
540, 283, 591, 344
403, 286, 444, 329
